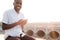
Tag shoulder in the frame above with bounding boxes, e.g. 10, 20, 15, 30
4, 9, 13, 15
4, 9, 13, 13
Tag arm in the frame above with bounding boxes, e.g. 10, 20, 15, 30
2, 22, 18, 30
20, 19, 27, 32
2, 19, 23, 30
21, 25, 24, 32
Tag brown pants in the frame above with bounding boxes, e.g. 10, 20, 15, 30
20, 35, 35, 40
5, 36, 21, 40
6, 35, 35, 40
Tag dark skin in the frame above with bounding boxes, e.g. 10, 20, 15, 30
13, 0, 22, 13
2, 0, 27, 30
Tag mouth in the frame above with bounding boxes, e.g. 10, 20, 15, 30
16, 6, 20, 9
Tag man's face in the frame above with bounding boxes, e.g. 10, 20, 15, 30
13, 0, 22, 12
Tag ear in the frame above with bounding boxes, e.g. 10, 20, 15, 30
13, 2, 14, 5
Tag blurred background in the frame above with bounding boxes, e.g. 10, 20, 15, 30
0, 0, 60, 40
0, 0, 60, 23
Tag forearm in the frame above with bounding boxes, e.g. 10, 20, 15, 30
2, 22, 18, 30
21, 25, 24, 32
21, 20, 27, 32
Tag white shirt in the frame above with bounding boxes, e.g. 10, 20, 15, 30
2, 9, 25, 39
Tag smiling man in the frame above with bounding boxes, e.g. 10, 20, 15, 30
2, 0, 35, 40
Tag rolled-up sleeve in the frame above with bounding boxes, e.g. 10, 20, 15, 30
2, 12, 9, 24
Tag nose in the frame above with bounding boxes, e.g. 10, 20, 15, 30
17, 4, 21, 6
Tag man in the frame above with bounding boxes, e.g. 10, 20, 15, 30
2, 0, 35, 40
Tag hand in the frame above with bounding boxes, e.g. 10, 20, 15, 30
20, 19, 27, 26
17, 19, 27, 25
17, 19, 23, 25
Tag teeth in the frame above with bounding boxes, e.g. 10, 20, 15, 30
17, 7, 20, 8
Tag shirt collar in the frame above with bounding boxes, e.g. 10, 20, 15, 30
13, 9, 20, 14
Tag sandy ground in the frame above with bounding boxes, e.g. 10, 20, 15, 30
0, 34, 46, 40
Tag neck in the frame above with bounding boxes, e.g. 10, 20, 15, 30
14, 8, 20, 13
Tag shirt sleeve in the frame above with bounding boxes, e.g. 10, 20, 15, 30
2, 11, 9, 24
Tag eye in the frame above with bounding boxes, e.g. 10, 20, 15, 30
20, 3, 22, 5
16, 2, 22, 5
16, 2, 19, 4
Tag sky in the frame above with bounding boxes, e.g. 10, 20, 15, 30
0, 0, 60, 23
